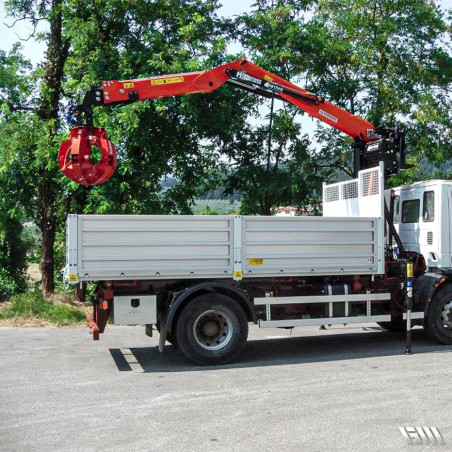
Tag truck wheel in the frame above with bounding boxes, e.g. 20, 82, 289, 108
424, 285, 452, 345
175, 294, 248, 365
377, 318, 405, 332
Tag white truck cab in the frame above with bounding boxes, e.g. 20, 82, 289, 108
391, 180, 452, 271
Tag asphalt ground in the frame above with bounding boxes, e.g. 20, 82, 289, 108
1, 323, 451, 452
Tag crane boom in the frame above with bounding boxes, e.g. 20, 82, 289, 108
58, 59, 405, 186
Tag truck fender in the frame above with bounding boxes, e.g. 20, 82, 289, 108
414, 273, 451, 316
162, 282, 257, 334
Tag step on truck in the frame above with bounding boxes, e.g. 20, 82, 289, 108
59, 59, 452, 364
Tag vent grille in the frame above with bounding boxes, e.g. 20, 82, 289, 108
360, 169, 380, 197
427, 231, 433, 245
342, 181, 358, 200
324, 185, 339, 203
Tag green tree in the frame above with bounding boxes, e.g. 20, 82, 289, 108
1, 0, 253, 297
61, 0, 253, 215
0, 46, 35, 299
235, 0, 451, 194
222, 110, 328, 215
2, 0, 71, 296
0, 214, 28, 300
222, 0, 326, 214
299, 0, 452, 181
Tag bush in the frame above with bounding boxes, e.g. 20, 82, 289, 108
0, 268, 20, 301
0, 214, 27, 298
0, 293, 86, 326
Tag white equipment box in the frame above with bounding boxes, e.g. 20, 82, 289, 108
113, 295, 157, 325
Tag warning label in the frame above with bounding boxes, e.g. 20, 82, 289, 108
151, 76, 184, 86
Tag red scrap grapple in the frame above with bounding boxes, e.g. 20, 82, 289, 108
58, 126, 117, 186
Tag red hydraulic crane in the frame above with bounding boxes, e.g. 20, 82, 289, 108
58, 59, 406, 186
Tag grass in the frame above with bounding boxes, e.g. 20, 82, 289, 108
0, 293, 86, 326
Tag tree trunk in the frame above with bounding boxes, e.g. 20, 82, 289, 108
40, 215, 56, 297
36, 0, 70, 296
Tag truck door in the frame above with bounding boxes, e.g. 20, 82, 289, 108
398, 184, 439, 269
421, 188, 440, 269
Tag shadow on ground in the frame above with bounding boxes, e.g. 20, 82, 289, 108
109, 327, 452, 373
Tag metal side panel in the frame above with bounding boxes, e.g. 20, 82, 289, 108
76, 215, 234, 281
242, 216, 381, 277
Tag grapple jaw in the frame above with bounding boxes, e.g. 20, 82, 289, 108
58, 126, 117, 186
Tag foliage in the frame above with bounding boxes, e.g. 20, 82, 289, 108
235, 0, 452, 191
225, 0, 325, 215
0, 103, 27, 300
0, 45, 34, 115
1, 0, 249, 296
0, 293, 86, 325
60, 0, 251, 215
221, 110, 329, 214
21, 225, 41, 264
300, 0, 452, 182
0, 268, 22, 302
0, 212, 28, 301
192, 199, 241, 215
0, 48, 33, 298
0, 0, 451, 304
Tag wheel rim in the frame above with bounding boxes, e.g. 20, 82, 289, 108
193, 309, 233, 351
441, 300, 452, 330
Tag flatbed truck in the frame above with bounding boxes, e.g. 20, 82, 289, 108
64, 163, 452, 364
58, 59, 451, 364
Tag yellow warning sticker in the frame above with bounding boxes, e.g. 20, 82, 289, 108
123, 82, 135, 89
407, 262, 413, 278
234, 271, 243, 280
248, 258, 264, 266
264, 74, 273, 82
69, 274, 78, 282
151, 76, 184, 86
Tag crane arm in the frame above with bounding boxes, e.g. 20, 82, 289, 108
59, 59, 405, 186
81, 59, 375, 141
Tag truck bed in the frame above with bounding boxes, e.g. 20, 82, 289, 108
65, 214, 383, 283
65, 165, 385, 283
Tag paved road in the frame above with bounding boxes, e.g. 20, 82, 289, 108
1, 324, 451, 452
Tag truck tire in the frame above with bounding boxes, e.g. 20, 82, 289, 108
424, 285, 452, 345
175, 293, 248, 365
